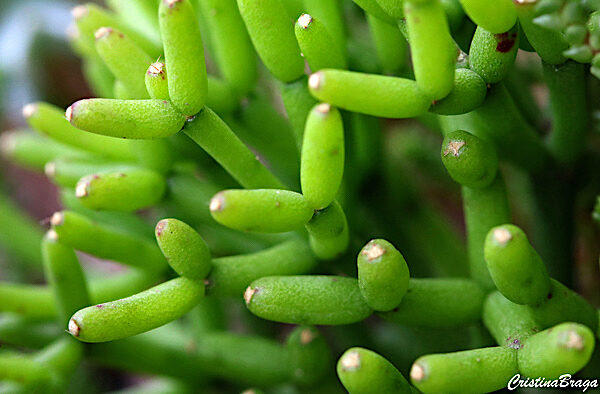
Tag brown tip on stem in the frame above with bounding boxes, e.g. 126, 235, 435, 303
308, 72, 322, 90
22, 103, 37, 119
244, 286, 257, 305
300, 328, 315, 344
75, 179, 90, 198
209, 193, 225, 213
94, 27, 113, 40
410, 362, 426, 382
298, 14, 313, 29
68, 318, 80, 337
65, 105, 74, 122
362, 241, 386, 262
71, 5, 88, 20
341, 351, 361, 371
443, 140, 466, 157
44, 162, 57, 178
50, 212, 65, 227
563, 330, 585, 351
493, 227, 512, 245
155, 219, 168, 237
316, 103, 331, 114
148, 62, 166, 76
46, 229, 59, 242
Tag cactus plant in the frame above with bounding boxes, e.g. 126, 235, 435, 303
0, 0, 599, 392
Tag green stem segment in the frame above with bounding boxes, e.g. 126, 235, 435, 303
305, 200, 350, 260
245, 275, 373, 325
183, 107, 284, 189
159, 0, 208, 116
378, 278, 485, 327
338, 347, 412, 393
462, 175, 511, 290
69, 277, 204, 343
42, 234, 91, 325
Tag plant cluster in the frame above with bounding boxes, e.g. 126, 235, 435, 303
0, 0, 599, 393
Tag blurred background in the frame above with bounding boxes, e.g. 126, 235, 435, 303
0, 0, 599, 391
0, 0, 93, 225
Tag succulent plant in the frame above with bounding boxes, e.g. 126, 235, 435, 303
0, 0, 599, 393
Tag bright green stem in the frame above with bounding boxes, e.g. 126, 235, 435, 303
367, 13, 408, 75
42, 234, 91, 325
404, 0, 456, 100
0, 191, 44, 267
518, 322, 596, 379
183, 107, 284, 189
159, 0, 208, 116
145, 62, 170, 100
94, 26, 152, 98
69, 277, 204, 343
305, 200, 350, 260
484, 224, 551, 306
197, 0, 257, 96
410, 346, 518, 393
303, 0, 347, 55
462, 175, 511, 290
155, 218, 212, 280
50, 210, 166, 272
378, 278, 485, 327
543, 60, 588, 165
431, 68, 488, 116
75, 168, 166, 212
67, 98, 186, 139
482, 291, 542, 348
295, 14, 347, 72
301, 103, 345, 210
441, 129, 498, 189
337, 347, 411, 393
357, 239, 410, 312
24, 102, 135, 161
236, 0, 305, 82
209, 189, 314, 233
245, 275, 373, 325
459, 0, 516, 34
279, 76, 319, 150
207, 239, 316, 297
469, 24, 519, 84
308, 69, 431, 118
